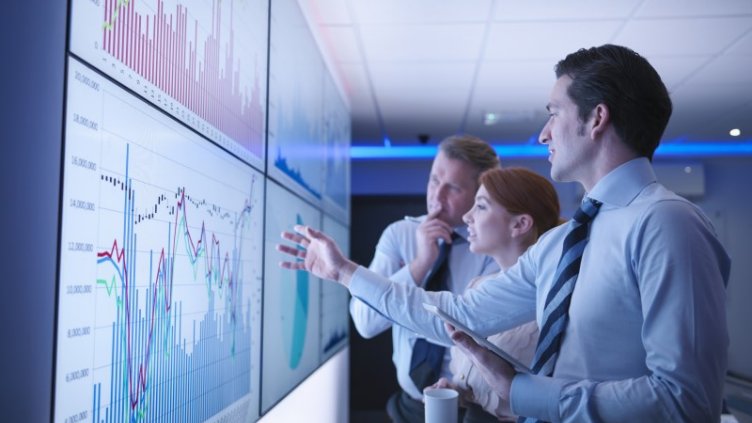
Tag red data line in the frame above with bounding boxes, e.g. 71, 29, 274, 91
138, 16, 143, 77
113, 0, 117, 57
124, 0, 129, 69
165, 5, 170, 98
117, 0, 123, 63
152, 3, 156, 89
162, 2, 166, 94
145, 15, 150, 83
156, 0, 161, 93
185, 9, 189, 107
181, 7, 186, 106
113, 0, 117, 56
191, 21, 197, 114
168, 13, 173, 98
179, 7, 184, 106
176, 6, 181, 105
130, 0, 135, 71
157, 1, 162, 94
126, 0, 130, 65
166, 4, 170, 96
170, 12, 175, 99
136, 14, 140, 75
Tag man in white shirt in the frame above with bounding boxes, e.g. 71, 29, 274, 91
350, 134, 499, 422
279, 44, 731, 422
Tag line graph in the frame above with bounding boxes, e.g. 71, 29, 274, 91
70, 0, 268, 168
54, 57, 263, 423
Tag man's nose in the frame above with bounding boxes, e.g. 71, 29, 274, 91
539, 121, 551, 145
435, 186, 449, 201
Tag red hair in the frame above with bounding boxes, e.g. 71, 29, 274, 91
479, 167, 561, 238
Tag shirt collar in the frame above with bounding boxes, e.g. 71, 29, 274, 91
586, 157, 657, 208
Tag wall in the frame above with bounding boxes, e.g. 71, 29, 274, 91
691, 157, 752, 381
0, 1, 67, 420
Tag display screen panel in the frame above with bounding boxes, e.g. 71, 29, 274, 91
54, 56, 264, 423
261, 180, 322, 412
69, 0, 269, 169
267, 0, 326, 205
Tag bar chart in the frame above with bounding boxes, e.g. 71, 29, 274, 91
70, 0, 268, 168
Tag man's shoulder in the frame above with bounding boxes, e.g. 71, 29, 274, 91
627, 182, 716, 233
381, 217, 420, 237
634, 183, 703, 216
374, 218, 420, 253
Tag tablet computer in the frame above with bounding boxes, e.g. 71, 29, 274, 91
422, 303, 532, 374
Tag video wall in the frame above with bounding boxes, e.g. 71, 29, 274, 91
54, 0, 350, 421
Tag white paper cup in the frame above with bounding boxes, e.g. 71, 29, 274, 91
423, 387, 458, 423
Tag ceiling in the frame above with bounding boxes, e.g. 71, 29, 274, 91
299, 0, 752, 147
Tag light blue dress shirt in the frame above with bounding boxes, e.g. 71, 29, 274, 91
349, 158, 731, 422
349, 217, 497, 400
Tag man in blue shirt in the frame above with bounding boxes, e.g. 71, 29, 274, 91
279, 44, 731, 422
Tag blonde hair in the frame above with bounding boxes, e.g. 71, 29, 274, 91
439, 135, 499, 179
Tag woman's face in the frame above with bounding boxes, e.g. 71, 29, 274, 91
462, 184, 517, 256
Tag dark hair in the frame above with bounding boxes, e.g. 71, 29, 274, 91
555, 44, 672, 160
439, 134, 500, 178
480, 167, 561, 239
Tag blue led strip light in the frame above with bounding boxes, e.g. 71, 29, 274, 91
351, 142, 752, 160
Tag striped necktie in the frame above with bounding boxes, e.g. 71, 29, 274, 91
519, 197, 601, 423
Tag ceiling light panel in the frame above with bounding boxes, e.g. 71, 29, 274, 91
614, 17, 752, 56
484, 21, 621, 61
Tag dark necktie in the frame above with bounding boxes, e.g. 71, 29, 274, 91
519, 197, 602, 423
409, 234, 458, 391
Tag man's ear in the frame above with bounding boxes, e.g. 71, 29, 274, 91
589, 103, 610, 140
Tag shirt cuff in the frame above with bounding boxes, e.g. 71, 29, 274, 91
510, 373, 564, 423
